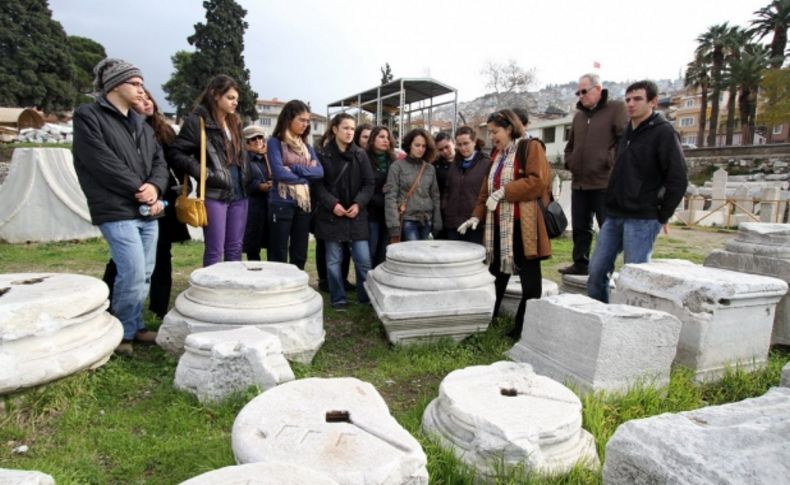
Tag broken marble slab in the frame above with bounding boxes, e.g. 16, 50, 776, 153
705, 223, 790, 345
612, 260, 787, 380
422, 361, 598, 477
364, 240, 495, 344
174, 327, 294, 404
0, 273, 123, 395
157, 262, 324, 364
0, 468, 55, 485
179, 462, 339, 485
507, 294, 682, 393
500, 278, 559, 316
560, 273, 616, 295
232, 377, 428, 484
603, 386, 790, 485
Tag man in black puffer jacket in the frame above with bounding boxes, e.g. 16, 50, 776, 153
73, 58, 169, 355
587, 80, 687, 303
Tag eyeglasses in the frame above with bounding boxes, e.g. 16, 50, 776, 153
124, 81, 145, 89
247, 135, 265, 142
575, 87, 595, 96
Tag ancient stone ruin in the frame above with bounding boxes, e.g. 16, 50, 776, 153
364, 240, 495, 344
232, 377, 428, 484
174, 327, 294, 404
157, 262, 324, 364
0, 273, 122, 395
508, 294, 682, 393
500, 277, 559, 316
421, 361, 598, 477
603, 387, 790, 485
613, 260, 787, 380
179, 462, 339, 485
0, 468, 55, 485
705, 222, 790, 345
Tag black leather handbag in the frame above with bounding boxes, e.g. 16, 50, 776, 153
537, 195, 568, 239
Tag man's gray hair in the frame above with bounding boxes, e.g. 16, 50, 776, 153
579, 73, 602, 87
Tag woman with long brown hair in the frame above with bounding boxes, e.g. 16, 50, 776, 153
169, 74, 250, 267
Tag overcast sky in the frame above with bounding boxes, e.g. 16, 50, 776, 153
49, 0, 770, 115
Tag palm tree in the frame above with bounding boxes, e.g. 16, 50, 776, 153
727, 44, 771, 144
722, 27, 749, 145
697, 23, 731, 147
750, 0, 790, 68
685, 54, 710, 146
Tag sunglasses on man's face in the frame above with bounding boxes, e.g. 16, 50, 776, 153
575, 87, 595, 96
247, 136, 265, 142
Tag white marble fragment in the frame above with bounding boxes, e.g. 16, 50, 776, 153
157, 262, 324, 363
613, 260, 787, 380
560, 273, 616, 295
232, 377, 428, 485
422, 361, 598, 477
364, 241, 495, 344
179, 462, 339, 485
603, 387, 790, 485
0, 273, 122, 395
500, 278, 559, 316
508, 294, 682, 393
705, 223, 790, 345
0, 468, 55, 485
174, 327, 294, 403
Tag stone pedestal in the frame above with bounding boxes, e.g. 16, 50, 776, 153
603, 387, 790, 485
507, 294, 682, 393
180, 462, 338, 485
422, 361, 598, 477
0, 273, 123, 395
705, 223, 790, 345
157, 262, 324, 363
560, 273, 615, 295
612, 260, 787, 380
174, 327, 294, 403
0, 468, 55, 485
364, 241, 495, 344
500, 278, 559, 316
232, 377, 428, 485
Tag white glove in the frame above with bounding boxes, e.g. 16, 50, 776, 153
457, 217, 480, 235
486, 187, 505, 211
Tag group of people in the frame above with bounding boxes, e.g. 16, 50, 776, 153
72, 57, 687, 356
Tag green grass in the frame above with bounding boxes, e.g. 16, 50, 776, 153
1, 231, 787, 484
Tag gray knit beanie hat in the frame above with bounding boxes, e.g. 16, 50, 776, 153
92, 57, 144, 94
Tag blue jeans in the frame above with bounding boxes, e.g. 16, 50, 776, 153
587, 216, 662, 303
326, 240, 371, 305
368, 220, 389, 267
402, 220, 432, 241
99, 218, 159, 340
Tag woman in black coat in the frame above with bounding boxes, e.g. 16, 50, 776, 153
314, 113, 375, 311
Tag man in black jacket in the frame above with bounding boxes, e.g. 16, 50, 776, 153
587, 80, 687, 303
73, 58, 169, 355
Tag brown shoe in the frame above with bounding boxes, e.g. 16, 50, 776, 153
134, 329, 158, 345
558, 264, 588, 276
115, 341, 134, 356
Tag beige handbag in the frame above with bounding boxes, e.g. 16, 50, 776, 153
175, 117, 208, 227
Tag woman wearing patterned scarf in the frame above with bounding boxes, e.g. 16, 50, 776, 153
267, 100, 324, 269
457, 109, 553, 339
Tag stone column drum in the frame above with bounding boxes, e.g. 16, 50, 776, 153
157, 262, 324, 364
232, 377, 428, 484
705, 223, 790, 345
364, 241, 495, 344
179, 462, 339, 485
612, 260, 787, 380
500, 278, 559, 316
507, 294, 682, 394
0, 273, 123, 395
604, 387, 790, 485
421, 361, 598, 477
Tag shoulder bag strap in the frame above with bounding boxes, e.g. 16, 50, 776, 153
403, 161, 427, 207
198, 117, 207, 201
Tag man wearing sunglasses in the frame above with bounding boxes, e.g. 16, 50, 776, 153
561, 73, 627, 276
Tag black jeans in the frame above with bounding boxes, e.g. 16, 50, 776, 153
571, 189, 607, 268
489, 223, 542, 338
267, 202, 312, 270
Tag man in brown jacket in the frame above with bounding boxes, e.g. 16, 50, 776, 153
561, 73, 628, 275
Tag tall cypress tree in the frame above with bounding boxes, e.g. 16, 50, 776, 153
163, 0, 258, 120
0, 0, 76, 111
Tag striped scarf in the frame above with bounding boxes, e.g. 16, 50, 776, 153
485, 142, 516, 274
